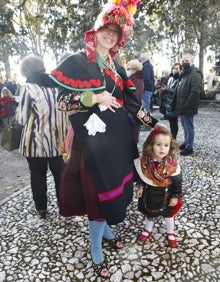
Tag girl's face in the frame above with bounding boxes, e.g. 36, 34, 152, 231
96, 24, 120, 53
152, 134, 171, 161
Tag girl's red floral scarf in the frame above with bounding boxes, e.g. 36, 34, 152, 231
140, 156, 178, 187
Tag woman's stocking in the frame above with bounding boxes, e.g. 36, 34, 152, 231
103, 223, 115, 240
88, 220, 106, 264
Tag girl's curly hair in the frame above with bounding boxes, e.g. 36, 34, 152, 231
142, 124, 179, 159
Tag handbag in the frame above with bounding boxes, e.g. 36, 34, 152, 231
1, 122, 23, 151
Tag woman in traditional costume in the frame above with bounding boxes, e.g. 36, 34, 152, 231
50, 0, 158, 278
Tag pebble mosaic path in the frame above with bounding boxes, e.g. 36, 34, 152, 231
0, 106, 220, 282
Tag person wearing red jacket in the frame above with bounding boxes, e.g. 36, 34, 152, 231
0, 87, 16, 128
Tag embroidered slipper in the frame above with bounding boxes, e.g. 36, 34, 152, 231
103, 236, 124, 249
93, 261, 109, 278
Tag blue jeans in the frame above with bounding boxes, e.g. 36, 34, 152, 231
142, 90, 153, 112
180, 115, 194, 150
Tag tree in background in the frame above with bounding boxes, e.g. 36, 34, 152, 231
1, 0, 219, 81
0, 3, 16, 81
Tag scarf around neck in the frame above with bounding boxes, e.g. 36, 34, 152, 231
140, 156, 178, 187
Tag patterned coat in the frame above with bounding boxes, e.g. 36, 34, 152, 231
16, 83, 67, 157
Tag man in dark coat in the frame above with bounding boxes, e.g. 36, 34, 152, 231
139, 52, 155, 112
173, 53, 203, 156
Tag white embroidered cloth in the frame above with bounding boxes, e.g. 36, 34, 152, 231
84, 113, 106, 136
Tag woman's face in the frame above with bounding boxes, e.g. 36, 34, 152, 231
96, 24, 120, 52
172, 64, 181, 72
127, 66, 137, 77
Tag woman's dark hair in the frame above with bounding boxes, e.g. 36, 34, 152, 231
171, 62, 182, 71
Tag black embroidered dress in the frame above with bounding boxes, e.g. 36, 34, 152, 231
50, 52, 157, 225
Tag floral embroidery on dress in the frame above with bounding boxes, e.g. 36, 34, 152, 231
57, 91, 88, 112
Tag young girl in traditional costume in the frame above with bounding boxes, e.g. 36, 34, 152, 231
134, 124, 183, 248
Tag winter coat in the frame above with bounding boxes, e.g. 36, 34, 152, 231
129, 70, 144, 102
173, 65, 203, 116
16, 83, 67, 157
16, 71, 67, 157
142, 60, 155, 92
165, 76, 179, 118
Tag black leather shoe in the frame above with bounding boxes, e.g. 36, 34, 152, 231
180, 148, 193, 156
37, 210, 47, 219
179, 144, 186, 150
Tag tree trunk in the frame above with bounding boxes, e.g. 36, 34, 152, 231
199, 45, 204, 74
2, 45, 11, 82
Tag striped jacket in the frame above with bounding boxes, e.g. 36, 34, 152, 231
16, 83, 67, 157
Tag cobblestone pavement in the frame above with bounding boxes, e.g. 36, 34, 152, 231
0, 106, 220, 282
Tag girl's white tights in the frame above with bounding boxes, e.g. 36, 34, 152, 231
144, 217, 154, 232
144, 217, 175, 239
165, 217, 176, 240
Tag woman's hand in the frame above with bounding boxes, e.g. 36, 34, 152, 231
136, 186, 143, 198
94, 91, 120, 112
169, 197, 178, 207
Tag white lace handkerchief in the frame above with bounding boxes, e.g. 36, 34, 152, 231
84, 113, 106, 136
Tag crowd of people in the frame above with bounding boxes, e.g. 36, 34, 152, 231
0, 0, 213, 279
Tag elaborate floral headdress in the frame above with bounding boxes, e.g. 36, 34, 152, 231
85, 0, 140, 62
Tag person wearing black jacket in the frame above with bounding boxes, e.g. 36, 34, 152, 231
164, 63, 182, 139
172, 54, 203, 156
139, 52, 155, 112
